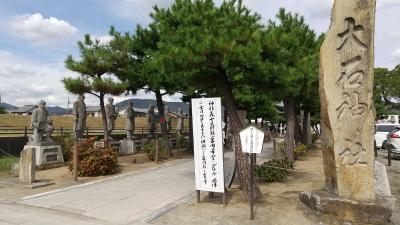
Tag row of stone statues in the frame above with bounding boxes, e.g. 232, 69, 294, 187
30, 95, 186, 142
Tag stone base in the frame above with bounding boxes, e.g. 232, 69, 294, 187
23, 144, 64, 167
0, 178, 55, 189
299, 190, 393, 224
94, 140, 120, 150
119, 139, 136, 155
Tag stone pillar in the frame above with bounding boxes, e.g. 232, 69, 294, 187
300, 0, 393, 223
19, 148, 35, 183
320, 0, 376, 201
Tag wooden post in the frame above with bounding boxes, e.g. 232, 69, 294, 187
222, 191, 226, 207
155, 124, 159, 163
73, 140, 78, 181
388, 146, 392, 166
249, 153, 255, 220
196, 190, 201, 203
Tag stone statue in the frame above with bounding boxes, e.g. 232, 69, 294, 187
30, 100, 49, 143
125, 102, 135, 139
176, 108, 184, 135
45, 117, 54, 142
147, 105, 156, 137
165, 106, 172, 131
105, 97, 117, 136
72, 94, 87, 140
25, 101, 64, 167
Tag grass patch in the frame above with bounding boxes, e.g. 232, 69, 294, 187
0, 157, 19, 171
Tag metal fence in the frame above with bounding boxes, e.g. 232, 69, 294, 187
0, 126, 188, 137
0, 126, 189, 157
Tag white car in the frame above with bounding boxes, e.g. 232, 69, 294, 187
386, 126, 400, 157
375, 124, 399, 149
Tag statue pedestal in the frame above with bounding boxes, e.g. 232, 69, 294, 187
94, 139, 120, 151
119, 139, 136, 155
23, 142, 64, 167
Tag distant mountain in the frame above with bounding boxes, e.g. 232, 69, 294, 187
47, 106, 72, 115
0, 102, 17, 110
115, 99, 189, 115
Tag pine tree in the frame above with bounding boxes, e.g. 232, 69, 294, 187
63, 34, 128, 141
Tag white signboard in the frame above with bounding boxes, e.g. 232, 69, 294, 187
192, 97, 225, 193
239, 125, 265, 154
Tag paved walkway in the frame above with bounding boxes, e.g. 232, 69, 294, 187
17, 159, 195, 225
0, 142, 273, 225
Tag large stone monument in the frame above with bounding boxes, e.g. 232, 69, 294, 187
105, 97, 117, 137
300, 0, 393, 223
23, 100, 63, 167
119, 102, 136, 155
72, 94, 87, 140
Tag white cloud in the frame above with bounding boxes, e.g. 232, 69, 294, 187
94, 35, 114, 45
393, 48, 400, 60
107, 0, 175, 24
7, 13, 78, 46
0, 50, 45, 78
0, 51, 182, 107
377, 0, 400, 9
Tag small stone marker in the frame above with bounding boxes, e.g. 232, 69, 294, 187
19, 148, 35, 183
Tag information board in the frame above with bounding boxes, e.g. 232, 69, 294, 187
192, 97, 225, 193
239, 125, 265, 154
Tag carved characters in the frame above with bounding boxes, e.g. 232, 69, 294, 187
335, 17, 369, 120
338, 131, 367, 166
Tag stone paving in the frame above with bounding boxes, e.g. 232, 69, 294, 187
19, 159, 195, 224
0, 143, 272, 225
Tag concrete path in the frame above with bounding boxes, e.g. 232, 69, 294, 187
0, 201, 107, 225
18, 159, 195, 225
0, 142, 271, 225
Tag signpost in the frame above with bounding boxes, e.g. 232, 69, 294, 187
239, 125, 265, 220
192, 97, 225, 205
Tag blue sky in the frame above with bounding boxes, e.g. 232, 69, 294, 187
0, 0, 400, 107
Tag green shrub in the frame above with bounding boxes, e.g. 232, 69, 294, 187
176, 134, 187, 149
255, 159, 294, 182
53, 133, 75, 161
143, 140, 168, 161
68, 138, 118, 176
294, 143, 308, 156
0, 157, 19, 171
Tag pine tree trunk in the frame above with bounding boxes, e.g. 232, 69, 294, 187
302, 111, 312, 145
187, 99, 194, 152
155, 90, 172, 155
220, 79, 262, 199
284, 98, 296, 162
99, 94, 109, 145
295, 116, 303, 144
